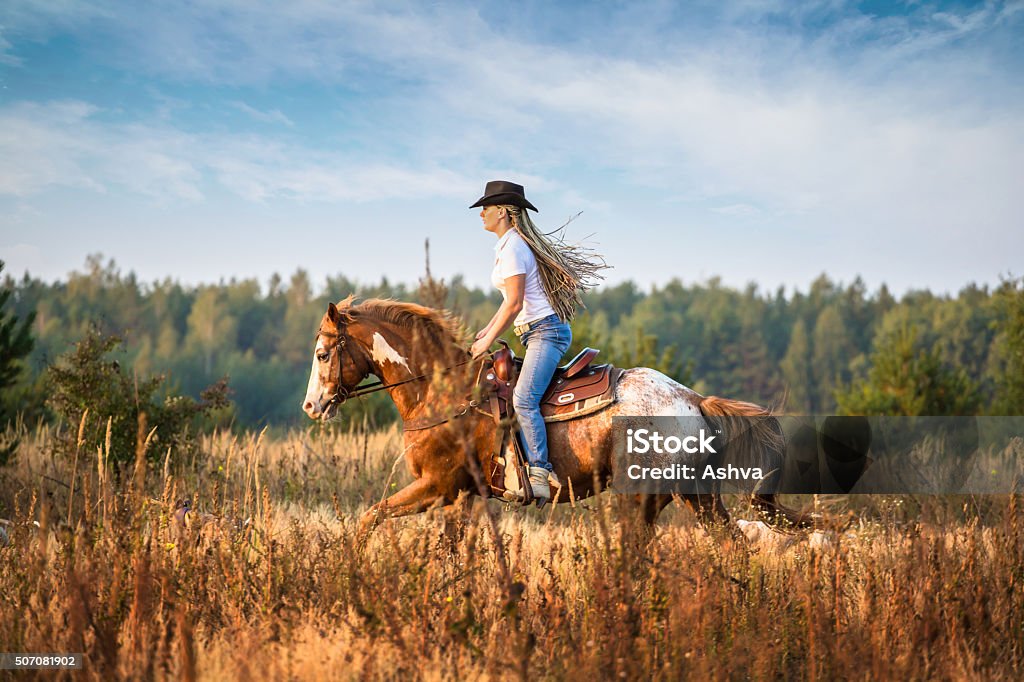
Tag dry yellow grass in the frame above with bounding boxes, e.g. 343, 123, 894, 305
1, 422, 1022, 680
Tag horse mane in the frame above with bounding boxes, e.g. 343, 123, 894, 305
337, 297, 466, 350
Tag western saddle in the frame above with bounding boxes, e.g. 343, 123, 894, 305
481, 342, 624, 502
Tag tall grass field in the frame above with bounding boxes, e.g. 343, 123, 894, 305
1, 421, 1022, 680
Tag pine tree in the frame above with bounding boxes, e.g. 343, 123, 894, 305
811, 305, 852, 412
836, 324, 979, 416
187, 287, 239, 377
989, 277, 1024, 415
0, 262, 36, 463
280, 269, 321, 366
780, 318, 812, 413
614, 326, 690, 385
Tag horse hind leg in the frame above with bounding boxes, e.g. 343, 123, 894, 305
639, 494, 674, 525
751, 494, 814, 529
621, 494, 724, 533
612, 495, 673, 547
677, 494, 760, 547
680, 494, 730, 527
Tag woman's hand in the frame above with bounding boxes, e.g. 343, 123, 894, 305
469, 338, 491, 359
475, 328, 489, 340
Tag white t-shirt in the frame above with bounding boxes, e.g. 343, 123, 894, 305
492, 230, 556, 327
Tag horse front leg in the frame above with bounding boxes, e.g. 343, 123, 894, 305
438, 490, 476, 551
357, 477, 444, 540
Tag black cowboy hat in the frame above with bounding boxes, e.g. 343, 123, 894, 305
469, 180, 538, 212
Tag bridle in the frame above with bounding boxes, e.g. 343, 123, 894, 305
314, 326, 478, 415
315, 327, 362, 413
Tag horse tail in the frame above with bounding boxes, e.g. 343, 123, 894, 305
698, 395, 817, 530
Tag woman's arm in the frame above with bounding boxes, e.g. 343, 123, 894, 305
475, 310, 500, 340
470, 274, 525, 357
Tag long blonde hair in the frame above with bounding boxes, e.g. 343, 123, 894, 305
500, 205, 608, 321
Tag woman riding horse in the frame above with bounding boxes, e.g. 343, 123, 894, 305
467, 180, 606, 504
302, 297, 814, 537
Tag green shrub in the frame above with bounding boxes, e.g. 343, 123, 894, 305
47, 326, 231, 464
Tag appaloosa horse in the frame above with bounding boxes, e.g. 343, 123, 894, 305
302, 297, 808, 536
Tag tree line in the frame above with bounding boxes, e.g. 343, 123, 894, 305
2, 253, 1022, 433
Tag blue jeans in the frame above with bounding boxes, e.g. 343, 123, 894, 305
514, 314, 572, 472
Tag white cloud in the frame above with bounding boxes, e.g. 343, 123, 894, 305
0, 101, 201, 200
0, 100, 478, 203
713, 204, 763, 218
231, 101, 293, 127
2, 2, 1020, 225
0, 1, 1021, 290
0, 30, 20, 66
204, 140, 476, 203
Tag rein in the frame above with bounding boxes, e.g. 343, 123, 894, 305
316, 328, 477, 413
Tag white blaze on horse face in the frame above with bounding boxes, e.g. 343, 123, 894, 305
370, 332, 411, 373
303, 338, 326, 417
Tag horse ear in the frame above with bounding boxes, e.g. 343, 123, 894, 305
327, 302, 340, 324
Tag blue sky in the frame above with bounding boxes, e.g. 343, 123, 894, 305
1, 0, 1021, 296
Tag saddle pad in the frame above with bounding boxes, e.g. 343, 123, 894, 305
541, 366, 624, 422
487, 367, 625, 500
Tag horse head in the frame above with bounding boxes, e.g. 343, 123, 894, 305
302, 297, 473, 423
302, 300, 373, 421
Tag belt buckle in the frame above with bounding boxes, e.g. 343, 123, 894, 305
514, 322, 529, 336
